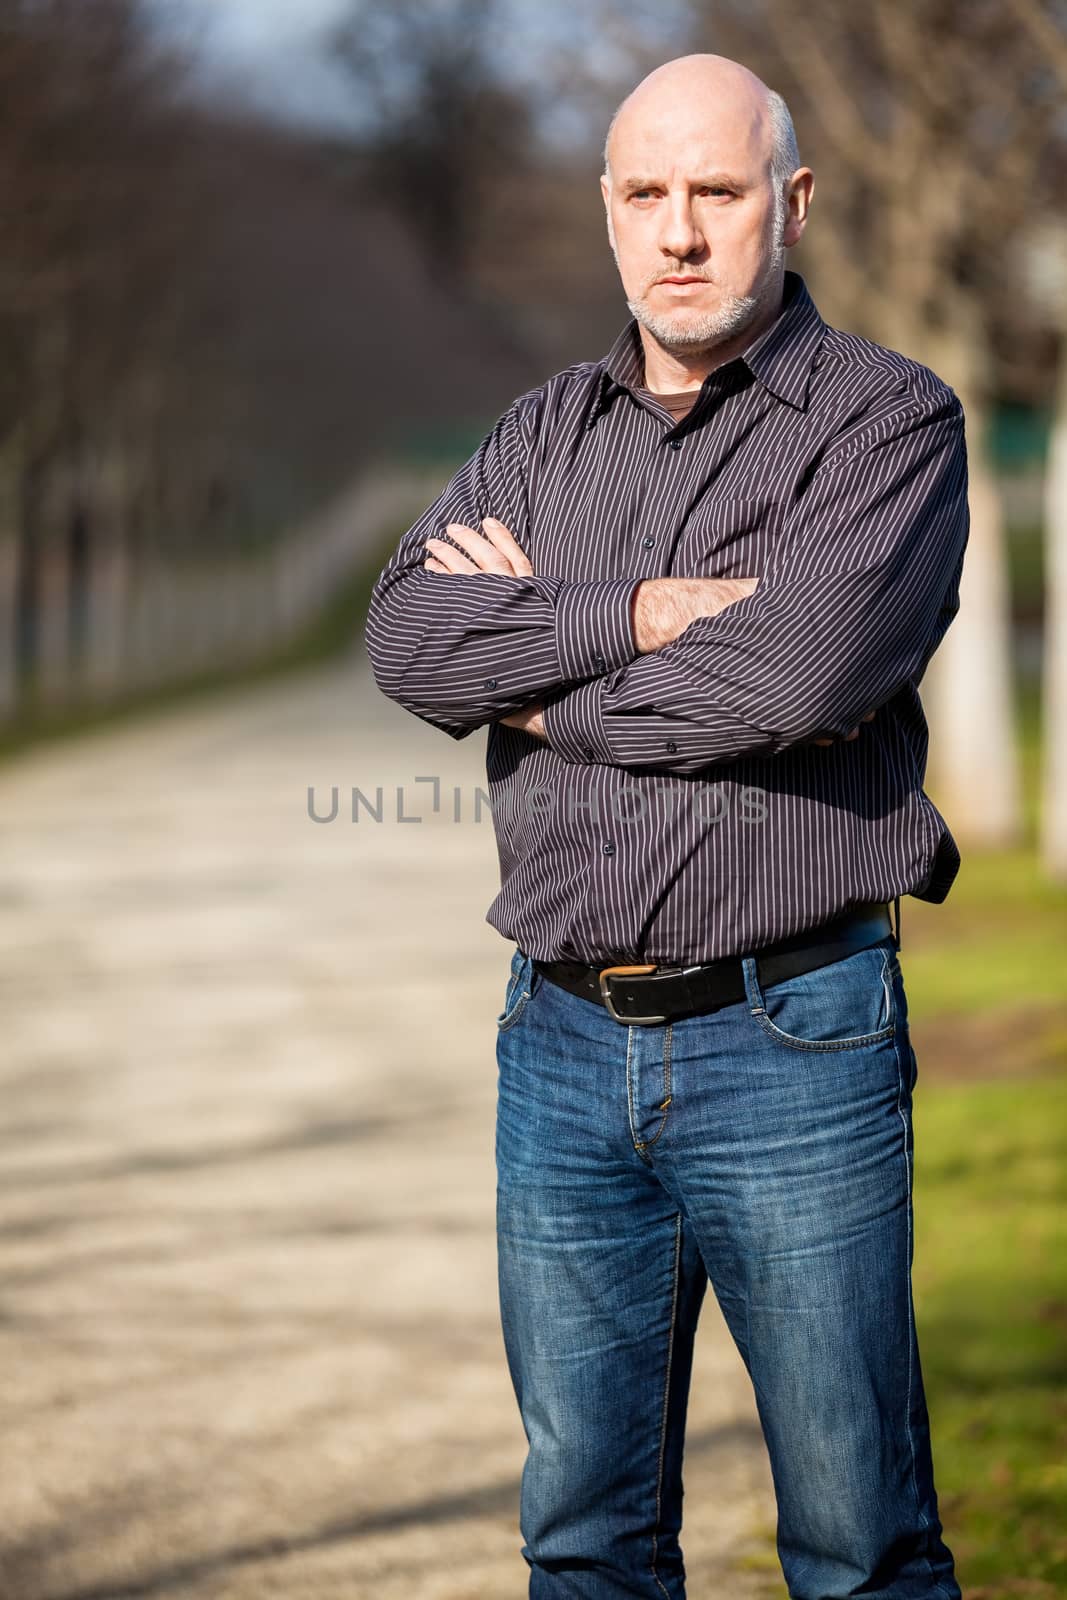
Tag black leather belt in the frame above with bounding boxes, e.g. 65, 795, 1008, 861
532, 900, 899, 1026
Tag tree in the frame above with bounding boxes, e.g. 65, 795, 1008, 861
1002, 0, 1067, 879
686, 0, 1063, 847
328, 0, 538, 288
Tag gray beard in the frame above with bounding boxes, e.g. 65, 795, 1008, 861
615, 190, 789, 356
626, 236, 785, 354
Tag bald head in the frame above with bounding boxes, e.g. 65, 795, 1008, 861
595, 52, 812, 382
603, 54, 798, 195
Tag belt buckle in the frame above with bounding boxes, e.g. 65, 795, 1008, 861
598, 963, 666, 1026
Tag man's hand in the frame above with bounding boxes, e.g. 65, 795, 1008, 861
499, 701, 546, 739
424, 516, 532, 577
423, 516, 547, 736
810, 709, 878, 745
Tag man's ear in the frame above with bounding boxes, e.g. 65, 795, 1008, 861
783, 168, 815, 248
600, 175, 615, 252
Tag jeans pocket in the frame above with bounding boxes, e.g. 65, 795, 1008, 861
748, 938, 897, 1052
497, 950, 536, 1032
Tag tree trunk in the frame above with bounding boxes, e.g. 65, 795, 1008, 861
1041, 350, 1067, 876
0, 428, 22, 719
923, 389, 1022, 846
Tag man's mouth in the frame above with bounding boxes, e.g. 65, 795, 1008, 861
657, 275, 708, 285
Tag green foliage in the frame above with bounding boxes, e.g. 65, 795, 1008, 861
906, 680, 1066, 1021
902, 864, 1067, 1018
891, 671, 1066, 1591
914, 1080, 1067, 1594
1008, 520, 1046, 619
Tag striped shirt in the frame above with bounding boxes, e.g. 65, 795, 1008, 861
364, 269, 970, 964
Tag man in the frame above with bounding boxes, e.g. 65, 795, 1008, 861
365, 51, 966, 1600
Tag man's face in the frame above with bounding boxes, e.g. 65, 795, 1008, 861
601, 100, 788, 356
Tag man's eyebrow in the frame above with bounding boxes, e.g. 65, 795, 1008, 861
620, 174, 749, 194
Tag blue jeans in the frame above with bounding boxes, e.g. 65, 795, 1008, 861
494, 934, 961, 1599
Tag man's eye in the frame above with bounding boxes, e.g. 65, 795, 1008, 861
628, 186, 733, 200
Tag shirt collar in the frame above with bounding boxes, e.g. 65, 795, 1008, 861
597, 269, 826, 415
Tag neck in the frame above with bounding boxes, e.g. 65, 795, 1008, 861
638, 275, 786, 394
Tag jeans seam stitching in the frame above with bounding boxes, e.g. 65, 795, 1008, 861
650, 1211, 682, 1600
626, 1025, 645, 1158
637, 1025, 675, 1152
752, 1012, 896, 1051
748, 941, 898, 1051
879, 944, 896, 1032
895, 1022, 937, 1585
497, 987, 532, 1031
664, 1024, 672, 1111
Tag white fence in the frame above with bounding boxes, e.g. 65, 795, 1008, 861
0, 462, 446, 721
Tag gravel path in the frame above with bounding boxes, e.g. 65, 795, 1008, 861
0, 650, 780, 1599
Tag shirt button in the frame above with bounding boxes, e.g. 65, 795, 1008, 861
666, 740, 678, 752
642, 535, 655, 549
583, 746, 596, 760
669, 438, 683, 451
485, 677, 498, 689
602, 841, 616, 856
593, 653, 606, 670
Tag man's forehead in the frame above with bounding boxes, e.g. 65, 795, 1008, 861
608, 99, 772, 180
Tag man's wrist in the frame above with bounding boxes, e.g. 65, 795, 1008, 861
632, 580, 657, 654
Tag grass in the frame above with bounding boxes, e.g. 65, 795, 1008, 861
884, 676, 1067, 1595
914, 1079, 1067, 1596
902, 678, 1067, 1022
901, 847, 1067, 1019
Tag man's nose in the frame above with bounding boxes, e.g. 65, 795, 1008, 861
657, 198, 705, 262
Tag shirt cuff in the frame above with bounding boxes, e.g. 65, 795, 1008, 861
554, 579, 639, 682
542, 678, 611, 764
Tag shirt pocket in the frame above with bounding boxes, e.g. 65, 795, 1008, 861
677, 492, 785, 578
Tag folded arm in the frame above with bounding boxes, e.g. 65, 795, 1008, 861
363, 391, 639, 740
541, 389, 969, 774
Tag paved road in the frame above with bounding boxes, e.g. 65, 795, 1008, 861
0, 649, 779, 1600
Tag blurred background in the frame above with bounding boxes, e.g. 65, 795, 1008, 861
0, 1, 1064, 1596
